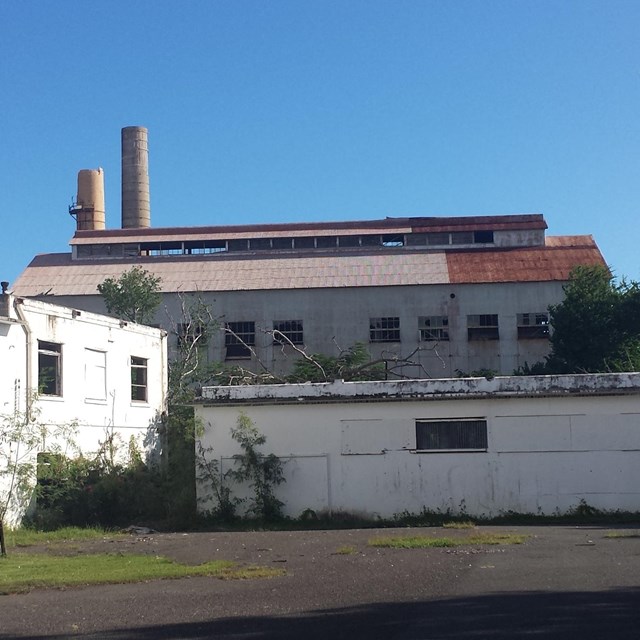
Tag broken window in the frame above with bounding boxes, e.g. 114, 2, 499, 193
131, 356, 148, 402
517, 313, 550, 339
473, 230, 494, 244
416, 419, 488, 451
38, 341, 62, 396
381, 234, 405, 247
467, 314, 499, 341
273, 320, 304, 345
370, 317, 400, 342
419, 316, 449, 341
225, 321, 255, 358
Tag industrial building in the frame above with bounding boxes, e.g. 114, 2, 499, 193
12, 127, 607, 379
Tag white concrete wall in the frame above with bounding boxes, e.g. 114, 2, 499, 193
196, 375, 640, 518
1, 297, 167, 525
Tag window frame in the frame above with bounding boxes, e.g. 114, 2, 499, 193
517, 313, 550, 339
419, 315, 449, 341
130, 356, 148, 403
415, 419, 488, 452
38, 340, 62, 397
273, 320, 304, 346
84, 348, 107, 402
369, 317, 401, 343
225, 321, 256, 359
467, 314, 499, 341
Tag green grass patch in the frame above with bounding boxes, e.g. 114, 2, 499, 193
604, 531, 640, 539
334, 545, 357, 555
368, 532, 527, 549
0, 553, 285, 594
442, 521, 476, 529
6, 526, 122, 548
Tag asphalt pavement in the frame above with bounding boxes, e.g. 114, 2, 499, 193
1, 525, 639, 639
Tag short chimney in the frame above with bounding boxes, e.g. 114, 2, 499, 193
121, 126, 151, 229
0, 281, 11, 318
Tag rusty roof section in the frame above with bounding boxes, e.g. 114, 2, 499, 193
446, 236, 605, 283
12, 234, 605, 296
69, 213, 545, 245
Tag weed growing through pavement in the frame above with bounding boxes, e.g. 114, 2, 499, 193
368, 532, 527, 548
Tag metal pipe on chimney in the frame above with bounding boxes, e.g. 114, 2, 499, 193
121, 126, 151, 229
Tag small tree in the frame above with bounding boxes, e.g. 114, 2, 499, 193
544, 265, 640, 373
0, 399, 46, 556
227, 413, 285, 520
97, 266, 162, 324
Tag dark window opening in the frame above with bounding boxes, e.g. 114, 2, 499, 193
293, 237, 315, 249
517, 313, 550, 339
228, 239, 249, 252
272, 237, 294, 250
416, 419, 488, 451
427, 232, 450, 246
316, 236, 337, 249
406, 233, 428, 246
338, 235, 361, 248
225, 321, 255, 359
370, 317, 400, 342
467, 314, 499, 341
38, 340, 62, 396
248, 238, 271, 250
273, 320, 304, 345
474, 230, 494, 244
360, 235, 382, 246
451, 231, 474, 244
382, 234, 405, 247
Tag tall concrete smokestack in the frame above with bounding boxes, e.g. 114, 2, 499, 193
121, 126, 151, 229
70, 168, 106, 231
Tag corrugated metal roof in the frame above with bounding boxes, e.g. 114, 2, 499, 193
12, 252, 450, 296
12, 235, 605, 296
446, 236, 605, 283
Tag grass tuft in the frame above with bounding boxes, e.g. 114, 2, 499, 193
604, 531, 640, 539
6, 527, 122, 548
334, 545, 357, 555
0, 554, 284, 594
443, 521, 476, 529
369, 532, 527, 549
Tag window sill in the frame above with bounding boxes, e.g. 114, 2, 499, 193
85, 399, 108, 405
38, 395, 64, 401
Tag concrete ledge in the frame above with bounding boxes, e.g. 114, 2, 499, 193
198, 372, 640, 406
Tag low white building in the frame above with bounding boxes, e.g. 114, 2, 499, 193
196, 374, 640, 519
0, 285, 167, 525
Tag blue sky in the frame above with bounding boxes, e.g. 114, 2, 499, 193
1, 1, 638, 286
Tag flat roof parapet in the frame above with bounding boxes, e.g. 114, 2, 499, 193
197, 373, 640, 406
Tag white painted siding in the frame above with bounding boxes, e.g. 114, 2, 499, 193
196, 375, 640, 518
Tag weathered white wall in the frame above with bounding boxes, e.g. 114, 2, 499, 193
196, 375, 640, 518
1, 296, 167, 525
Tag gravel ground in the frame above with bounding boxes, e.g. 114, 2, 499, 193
2, 525, 639, 639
